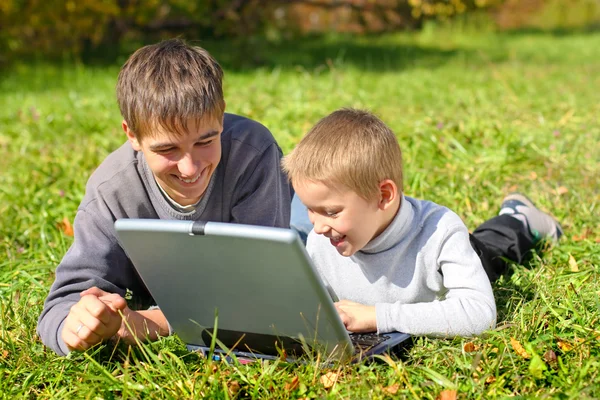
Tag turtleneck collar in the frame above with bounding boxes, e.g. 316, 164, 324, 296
355, 194, 414, 255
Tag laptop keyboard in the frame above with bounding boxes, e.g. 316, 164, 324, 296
349, 333, 390, 351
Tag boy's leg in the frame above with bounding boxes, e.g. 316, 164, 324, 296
471, 193, 563, 282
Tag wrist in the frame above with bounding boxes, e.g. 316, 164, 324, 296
135, 308, 170, 338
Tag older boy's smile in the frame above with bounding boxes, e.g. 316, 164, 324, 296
177, 172, 201, 184
173, 163, 210, 186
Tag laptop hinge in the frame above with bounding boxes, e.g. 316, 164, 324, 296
190, 221, 207, 235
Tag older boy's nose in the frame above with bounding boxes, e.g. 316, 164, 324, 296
178, 153, 199, 176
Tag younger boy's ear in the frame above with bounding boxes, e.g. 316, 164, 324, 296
378, 179, 398, 210
122, 120, 142, 151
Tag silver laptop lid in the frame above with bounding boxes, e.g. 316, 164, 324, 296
114, 219, 353, 360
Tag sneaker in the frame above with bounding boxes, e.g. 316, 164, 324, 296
499, 193, 563, 243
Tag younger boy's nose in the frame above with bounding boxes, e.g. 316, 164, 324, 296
313, 218, 330, 235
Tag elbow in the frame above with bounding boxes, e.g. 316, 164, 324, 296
469, 302, 497, 336
37, 308, 71, 357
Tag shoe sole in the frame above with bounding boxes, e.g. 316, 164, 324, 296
502, 192, 563, 240
502, 193, 537, 209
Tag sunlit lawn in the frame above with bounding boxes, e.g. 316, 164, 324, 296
1, 27, 599, 398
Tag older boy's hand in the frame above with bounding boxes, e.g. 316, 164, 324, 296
82, 287, 169, 345
61, 287, 127, 352
113, 308, 170, 345
334, 300, 377, 333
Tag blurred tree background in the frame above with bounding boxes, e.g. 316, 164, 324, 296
1, 0, 599, 66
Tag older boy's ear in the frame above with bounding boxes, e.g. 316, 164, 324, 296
378, 179, 398, 210
122, 120, 141, 151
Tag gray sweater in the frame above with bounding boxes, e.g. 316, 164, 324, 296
38, 114, 292, 356
307, 195, 496, 337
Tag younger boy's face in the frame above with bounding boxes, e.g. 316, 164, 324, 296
294, 180, 386, 257
125, 116, 223, 206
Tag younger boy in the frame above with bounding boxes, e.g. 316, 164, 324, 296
38, 39, 292, 356
283, 108, 561, 336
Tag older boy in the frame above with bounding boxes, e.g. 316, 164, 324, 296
283, 108, 561, 336
38, 39, 292, 356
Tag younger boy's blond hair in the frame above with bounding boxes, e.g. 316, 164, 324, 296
116, 38, 225, 141
282, 108, 403, 200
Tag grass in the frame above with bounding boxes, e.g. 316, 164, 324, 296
1, 27, 600, 398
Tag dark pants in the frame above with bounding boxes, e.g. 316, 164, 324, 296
469, 214, 537, 282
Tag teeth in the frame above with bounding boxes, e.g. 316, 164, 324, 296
179, 174, 200, 184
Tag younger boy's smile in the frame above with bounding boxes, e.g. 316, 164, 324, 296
329, 235, 346, 247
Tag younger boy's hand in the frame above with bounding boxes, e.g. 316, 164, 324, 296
334, 300, 377, 333
61, 287, 127, 352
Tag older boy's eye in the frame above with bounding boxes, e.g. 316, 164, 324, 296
195, 140, 212, 147
326, 211, 339, 218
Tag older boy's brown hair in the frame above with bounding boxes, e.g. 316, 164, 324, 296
116, 38, 225, 140
282, 108, 403, 200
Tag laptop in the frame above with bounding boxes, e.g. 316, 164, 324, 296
114, 219, 410, 362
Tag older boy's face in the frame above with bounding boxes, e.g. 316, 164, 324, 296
294, 180, 386, 257
125, 116, 223, 206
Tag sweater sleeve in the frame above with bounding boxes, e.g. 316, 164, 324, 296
375, 225, 497, 336
230, 142, 292, 228
36, 206, 133, 356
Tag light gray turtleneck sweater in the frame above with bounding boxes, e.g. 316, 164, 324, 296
307, 195, 496, 337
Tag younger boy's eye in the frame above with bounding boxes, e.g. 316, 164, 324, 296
326, 211, 339, 218
195, 140, 213, 147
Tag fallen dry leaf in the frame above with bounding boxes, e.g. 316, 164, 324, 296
284, 376, 300, 392
510, 337, 531, 359
228, 380, 241, 395
529, 171, 538, 180
463, 342, 478, 352
543, 349, 557, 364
382, 383, 400, 395
568, 254, 579, 272
320, 371, 339, 389
58, 217, 74, 236
557, 341, 573, 352
572, 228, 592, 242
485, 375, 496, 384
555, 186, 569, 195
1, 350, 8, 359
437, 389, 457, 400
